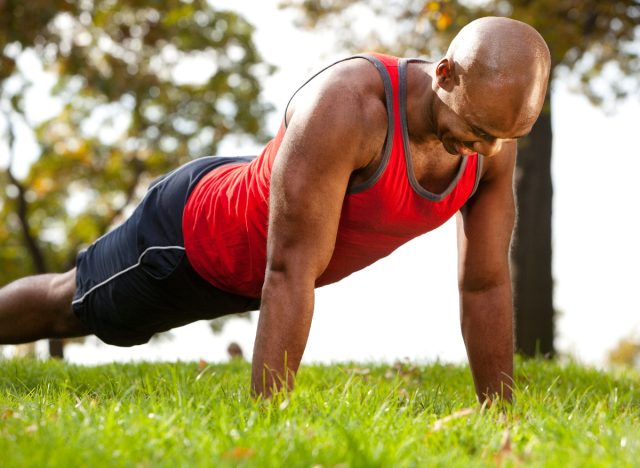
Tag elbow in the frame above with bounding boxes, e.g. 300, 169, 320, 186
262, 263, 316, 297
458, 274, 510, 295
264, 245, 329, 293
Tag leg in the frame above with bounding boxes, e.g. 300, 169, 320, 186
0, 268, 89, 344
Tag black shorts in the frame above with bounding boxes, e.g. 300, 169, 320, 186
72, 156, 261, 347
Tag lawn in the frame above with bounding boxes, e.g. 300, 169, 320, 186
1, 357, 638, 467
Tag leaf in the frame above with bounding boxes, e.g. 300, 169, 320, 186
223, 447, 256, 460
493, 426, 525, 466
431, 407, 476, 432
494, 427, 512, 463
436, 12, 453, 31
279, 398, 290, 410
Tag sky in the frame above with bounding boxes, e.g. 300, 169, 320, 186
4, 2, 640, 367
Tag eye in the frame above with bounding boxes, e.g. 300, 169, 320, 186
476, 131, 496, 143
484, 135, 497, 143
469, 126, 497, 143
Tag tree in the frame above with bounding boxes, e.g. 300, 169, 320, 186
1, 0, 274, 357
281, 0, 640, 356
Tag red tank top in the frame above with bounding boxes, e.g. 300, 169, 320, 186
182, 54, 482, 298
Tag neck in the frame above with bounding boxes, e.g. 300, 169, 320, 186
405, 61, 439, 144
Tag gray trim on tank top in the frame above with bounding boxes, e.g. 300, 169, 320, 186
470, 153, 484, 198
346, 54, 394, 194
283, 56, 366, 128
399, 58, 469, 202
282, 54, 394, 194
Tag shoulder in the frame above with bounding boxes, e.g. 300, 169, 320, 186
285, 57, 389, 168
305, 56, 387, 99
288, 57, 386, 121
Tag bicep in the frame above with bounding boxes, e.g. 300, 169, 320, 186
457, 143, 517, 291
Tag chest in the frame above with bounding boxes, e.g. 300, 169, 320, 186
348, 136, 465, 195
408, 140, 465, 195
340, 139, 477, 241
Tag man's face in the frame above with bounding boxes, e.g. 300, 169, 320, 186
433, 73, 541, 158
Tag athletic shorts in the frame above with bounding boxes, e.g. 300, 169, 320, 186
72, 156, 261, 347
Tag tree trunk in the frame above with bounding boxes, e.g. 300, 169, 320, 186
511, 97, 555, 357
5, 121, 65, 360
48, 339, 65, 359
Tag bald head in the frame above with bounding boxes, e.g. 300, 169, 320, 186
434, 17, 551, 141
447, 17, 550, 81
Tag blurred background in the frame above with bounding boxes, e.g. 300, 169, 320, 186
1, 1, 639, 368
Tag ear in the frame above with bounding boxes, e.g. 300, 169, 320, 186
435, 58, 455, 90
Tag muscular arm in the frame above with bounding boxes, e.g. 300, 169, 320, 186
456, 141, 517, 403
251, 62, 386, 397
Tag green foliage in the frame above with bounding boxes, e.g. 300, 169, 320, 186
0, 0, 274, 282
0, 358, 639, 466
281, 0, 640, 104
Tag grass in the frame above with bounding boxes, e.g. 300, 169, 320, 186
1, 358, 639, 467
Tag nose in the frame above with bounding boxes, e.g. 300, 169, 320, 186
474, 139, 503, 157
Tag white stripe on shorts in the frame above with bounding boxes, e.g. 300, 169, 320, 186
72, 245, 185, 305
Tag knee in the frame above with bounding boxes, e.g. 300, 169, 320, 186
47, 269, 76, 308
47, 270, 87, 337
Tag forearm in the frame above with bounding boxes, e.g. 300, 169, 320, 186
460, 281, 514, 403
251, 270, 314, 398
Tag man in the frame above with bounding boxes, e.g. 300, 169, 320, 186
0, 17, 550, 403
